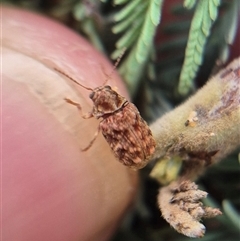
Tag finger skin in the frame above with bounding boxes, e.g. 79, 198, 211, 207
2, 6, 138, 241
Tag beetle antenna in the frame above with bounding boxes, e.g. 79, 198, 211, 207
54, 68, 93, 91
102, 47, 126, 86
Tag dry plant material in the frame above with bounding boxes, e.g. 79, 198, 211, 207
55, 67, 156, 169
158, 180, 222, 238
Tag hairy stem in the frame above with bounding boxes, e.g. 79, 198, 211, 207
150, 57, 240, 179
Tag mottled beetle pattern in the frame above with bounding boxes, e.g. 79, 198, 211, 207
55, 68, 156, 169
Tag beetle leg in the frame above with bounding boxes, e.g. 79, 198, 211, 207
81, 125, 101, 151
64, 98, 93, 119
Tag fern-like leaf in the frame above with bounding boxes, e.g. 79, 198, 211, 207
178, 0, 221, 95
112, 0, 163, 96
112, 2, 147, 35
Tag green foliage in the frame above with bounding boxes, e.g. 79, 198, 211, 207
178, 0, 221, 95
112, 0, 163, 96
